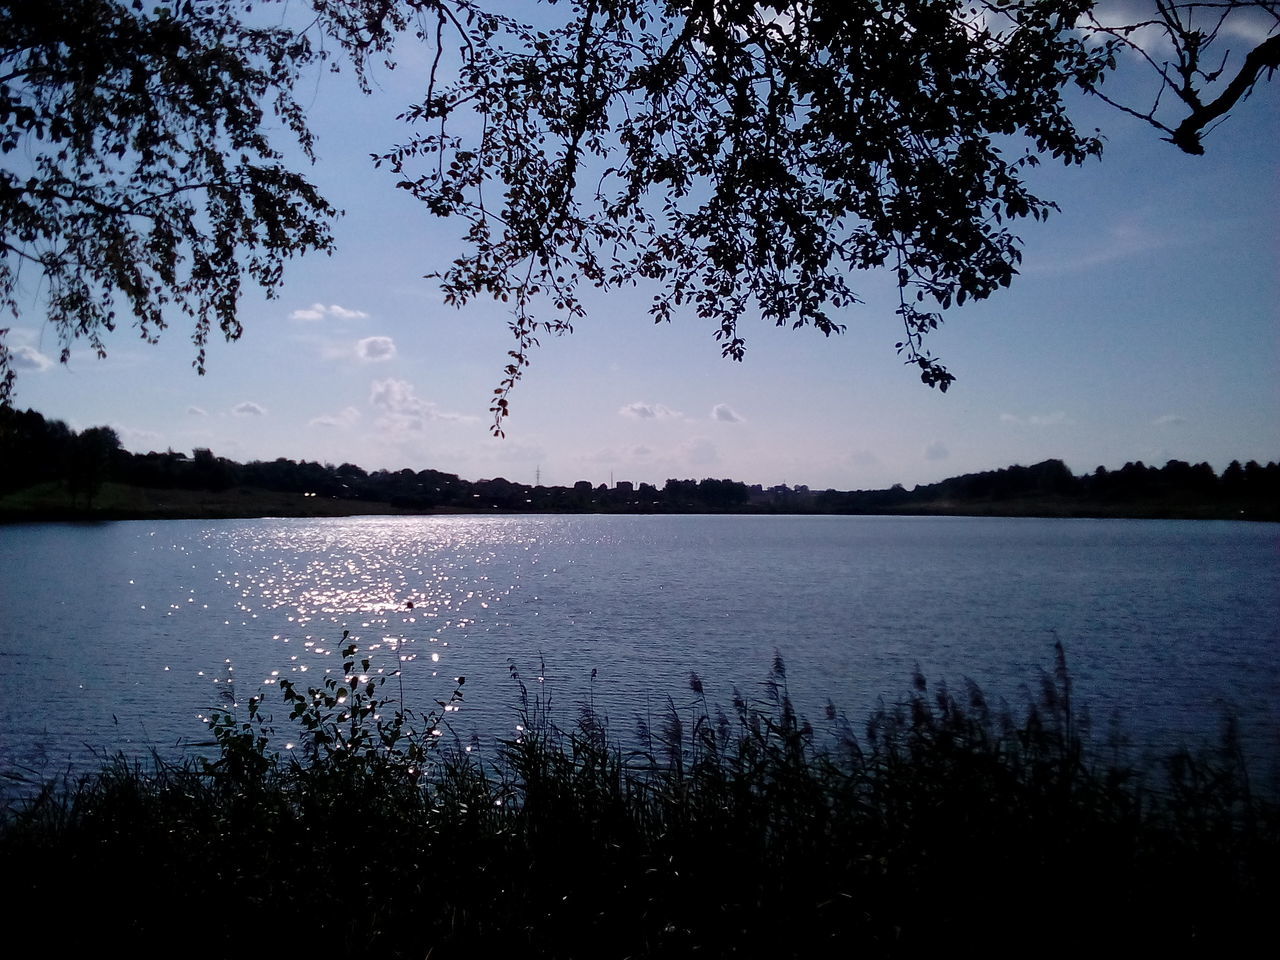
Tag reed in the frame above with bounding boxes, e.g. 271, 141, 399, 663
2, 643, 1274, 958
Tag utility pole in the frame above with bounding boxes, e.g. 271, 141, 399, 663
536, 464, 541, 487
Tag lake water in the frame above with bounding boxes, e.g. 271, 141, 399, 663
1, 514, 1277, 784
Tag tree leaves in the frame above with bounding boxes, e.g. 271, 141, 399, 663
0, 1, 346, 400
385, 1, 1115, 431
5, 2, 1270, 424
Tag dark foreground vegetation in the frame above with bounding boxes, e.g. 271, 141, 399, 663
3, 405, 1279, 520
2, 644, 1274, 958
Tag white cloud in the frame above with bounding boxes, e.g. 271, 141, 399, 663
370, 378, 419, 414
232, 401, 266, 417
355, 336, 396, 362
310, 406, 361, 429
619, 401, 683, 420
924, 441, 950, 461
1153, 414, 1187, 427
186, 406, 207, 417
289, 303, 326, 321
116, 425, 164, 451
328, 304, 370, 320
711, 403, 744, 423
10, 345, 54, 371
369, 378, 474, 429
289, 302, 369, 322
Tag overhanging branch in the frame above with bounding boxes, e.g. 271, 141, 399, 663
1169, 31, 1280, 153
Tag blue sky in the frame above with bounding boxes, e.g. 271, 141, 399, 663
7, 17, 1278, 491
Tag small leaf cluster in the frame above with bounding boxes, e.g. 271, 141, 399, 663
201, 630, 464, 792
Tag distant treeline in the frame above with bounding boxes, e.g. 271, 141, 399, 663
2, 406, 1277, 519
815, 457, 1280, 519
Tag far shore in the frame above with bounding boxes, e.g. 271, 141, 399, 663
1, 480, 1270, 524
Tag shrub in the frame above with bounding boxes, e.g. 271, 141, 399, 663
2, 643, 1275, 957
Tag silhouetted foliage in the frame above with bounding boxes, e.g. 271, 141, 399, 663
0, 0, 342, 399
1079, 1, 1280, 155
4, 3, 1274, 418
2, 406, 1276, 519
65, 425, 121, 507
3, 648, 1276, 956
0, 405, 73, 492
384, 0, 1278, 430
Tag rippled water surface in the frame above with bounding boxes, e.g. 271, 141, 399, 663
1, 515, 1277, 779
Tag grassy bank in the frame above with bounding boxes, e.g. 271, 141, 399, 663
2, 645, 1274, 957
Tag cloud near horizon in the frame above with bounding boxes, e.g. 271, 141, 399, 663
924, 441, 950, 461
310, 406, 361, 429
115, 424, 164, 451
711, 403, 744, 423
289, 302, 370, 322
1153, 414, 1188, 426
370, 378, 473, 430
232, 401, 266, 417
619, 401, 683, 420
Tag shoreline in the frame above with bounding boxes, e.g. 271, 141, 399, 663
1, 486, 1271, 524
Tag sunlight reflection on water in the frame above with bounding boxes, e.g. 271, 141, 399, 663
1, 515, 1277, 786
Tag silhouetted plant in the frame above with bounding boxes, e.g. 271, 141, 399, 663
2, 644, 1275, 958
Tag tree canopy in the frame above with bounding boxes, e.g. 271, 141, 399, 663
1, 1, 321, 398
0, 0, 439, 398
2, 1, 1276, 428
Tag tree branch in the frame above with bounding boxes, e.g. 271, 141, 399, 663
1169, 32, 1280, 153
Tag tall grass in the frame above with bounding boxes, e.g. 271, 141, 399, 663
2, 642, 1274, 958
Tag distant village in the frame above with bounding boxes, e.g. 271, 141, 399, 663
3, 406, 1277, 520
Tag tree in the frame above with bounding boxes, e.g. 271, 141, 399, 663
382, 0, 1277, 432
0, 404, 75, 491
1080, 1, 1280, 155
1, 1, 329, 397
3, 2, 1275, 427
66, 423, 121, 508
0, 0, 448, 402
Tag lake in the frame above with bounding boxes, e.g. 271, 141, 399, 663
1, 514, 1277, 784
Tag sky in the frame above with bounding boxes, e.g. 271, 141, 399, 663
6, 10, 1278, 491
